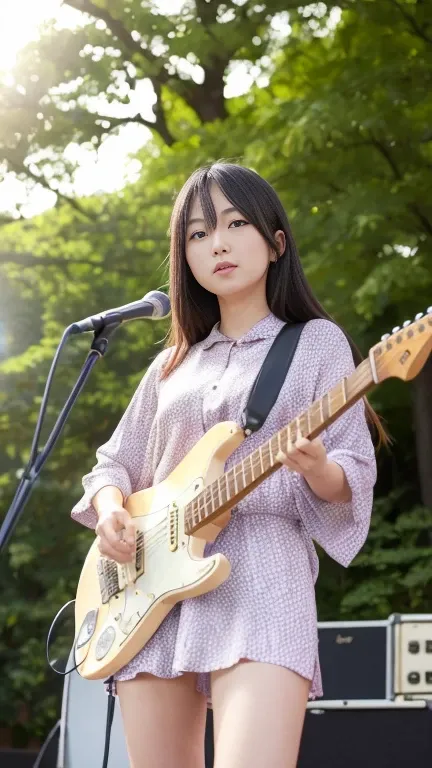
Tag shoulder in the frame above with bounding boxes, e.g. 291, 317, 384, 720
302, 318, 352, 351
149, 346, 174, 374
137, 346, 174, 390
299, 320, 355, 374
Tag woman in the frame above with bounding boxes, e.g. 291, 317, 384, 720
71, 162, 381, 768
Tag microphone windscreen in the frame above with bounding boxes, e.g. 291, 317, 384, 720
143, 290, 171, 318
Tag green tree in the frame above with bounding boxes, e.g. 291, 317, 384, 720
1, 0, 432, 746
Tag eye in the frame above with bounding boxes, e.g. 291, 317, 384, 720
189, 230, 206, 240
229, 219, 248, 228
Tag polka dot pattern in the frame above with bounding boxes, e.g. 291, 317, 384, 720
71, 315, 376, 699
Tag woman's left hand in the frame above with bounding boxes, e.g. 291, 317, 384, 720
276, 435, 328, 479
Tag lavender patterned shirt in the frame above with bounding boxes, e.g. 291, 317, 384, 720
71, 314, 376, 699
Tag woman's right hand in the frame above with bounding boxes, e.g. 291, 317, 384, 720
95, 505, 136, 564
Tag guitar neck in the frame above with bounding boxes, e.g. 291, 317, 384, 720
185, 357, 375, 535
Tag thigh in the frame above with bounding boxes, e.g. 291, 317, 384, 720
211, 660, 310, 768
117, 672, 207, 768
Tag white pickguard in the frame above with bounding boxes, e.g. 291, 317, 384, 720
99, 502, 216, 644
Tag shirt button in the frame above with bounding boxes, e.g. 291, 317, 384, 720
212, 385, 217, 390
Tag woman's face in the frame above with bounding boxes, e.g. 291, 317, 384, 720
185, 183, 285, 300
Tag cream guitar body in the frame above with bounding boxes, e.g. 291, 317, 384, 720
74, 308, 432, 680
74, 421, 244, 680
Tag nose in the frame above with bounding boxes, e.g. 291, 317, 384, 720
211, 228, 231, 256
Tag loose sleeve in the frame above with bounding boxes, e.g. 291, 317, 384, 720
70, 349, 168, 530
292, 321, 377, 567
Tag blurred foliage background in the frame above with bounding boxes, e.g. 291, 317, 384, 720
0, 0, 431, 747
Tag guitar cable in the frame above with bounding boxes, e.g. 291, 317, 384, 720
46, 599, 115, 768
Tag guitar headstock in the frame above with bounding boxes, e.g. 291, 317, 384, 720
370, 308, 432, 383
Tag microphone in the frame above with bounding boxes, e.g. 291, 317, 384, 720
70, 290, 171, 334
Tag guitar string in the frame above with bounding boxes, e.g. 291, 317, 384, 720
118, 331, 430, 552
184, 359, 381, 524
104, 329, 431, 582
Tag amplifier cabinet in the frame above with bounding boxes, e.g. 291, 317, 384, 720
316, 620, 392, 701
392, 613, 432, 699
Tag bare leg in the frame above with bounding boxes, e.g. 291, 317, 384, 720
117, 672, 207, 768
211, 660, 310, 768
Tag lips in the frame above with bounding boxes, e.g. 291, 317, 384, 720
214, 261, 237, 273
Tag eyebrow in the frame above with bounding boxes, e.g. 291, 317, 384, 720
187, 206, 239, 227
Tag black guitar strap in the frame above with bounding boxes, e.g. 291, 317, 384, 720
241, 322, 307, 435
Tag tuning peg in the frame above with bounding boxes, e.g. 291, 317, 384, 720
392, 326, 401, 334
415, 312, 424, 320
403, 320, 411, 327
381, 333, 390, 341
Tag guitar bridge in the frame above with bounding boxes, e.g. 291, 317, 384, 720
97, 558, 120, 604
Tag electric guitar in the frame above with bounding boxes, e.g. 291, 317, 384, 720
74, 309, 432, 679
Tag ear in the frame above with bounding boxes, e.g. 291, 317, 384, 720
271, 230, 286, 261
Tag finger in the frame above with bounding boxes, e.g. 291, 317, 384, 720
114, 509, 136, 546
276, 450, 300, 469
294, 436, 312, 452
98, 520, 134, 553
96, 537, 134, 564
296, 437, 325, 459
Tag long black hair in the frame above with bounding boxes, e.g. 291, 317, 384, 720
164, 162, 387, 445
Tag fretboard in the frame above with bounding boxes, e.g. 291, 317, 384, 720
184, 357, 374, 535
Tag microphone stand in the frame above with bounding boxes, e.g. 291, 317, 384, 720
0, 320, 121, 553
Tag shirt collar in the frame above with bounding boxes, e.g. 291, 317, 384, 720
201, 312, 285, 351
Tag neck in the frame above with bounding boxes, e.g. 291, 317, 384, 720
184, 357, 375, 536
218, 290, 270, 339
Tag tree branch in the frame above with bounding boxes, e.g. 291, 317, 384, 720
370, 137, 402, 180
370, 134, 432, 237
64, 0, 169, 78
5, 157, 94, 220
100, 111, 173, 146
388, 0, 432, 45
65, 0, 229, 125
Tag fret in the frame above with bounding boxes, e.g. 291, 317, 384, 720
203, 488, 212, 518
331, 383, 342, 413
249, 454, 255, 482
239, 463, 246, 492
322, 393, 330, 421
222, 475, 230, 504
219, 475, 227, 505
319, 395, 324, 425
258, 445, 264, 474
298, 412, 309, 437
268, 437, 274, 465
232, 465, 239, 495
263, 442, 270, 470
306, 408, 311, 436
342, 377, 348, 405
277, 430, 282, 454
329, 385, 341, 416
310, 401, 323, 433
227, 468, 236, 499
196, 494, 202, 520
241, 458, 247, 489
288, 422, 296, 448
193, 500, 200, 525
